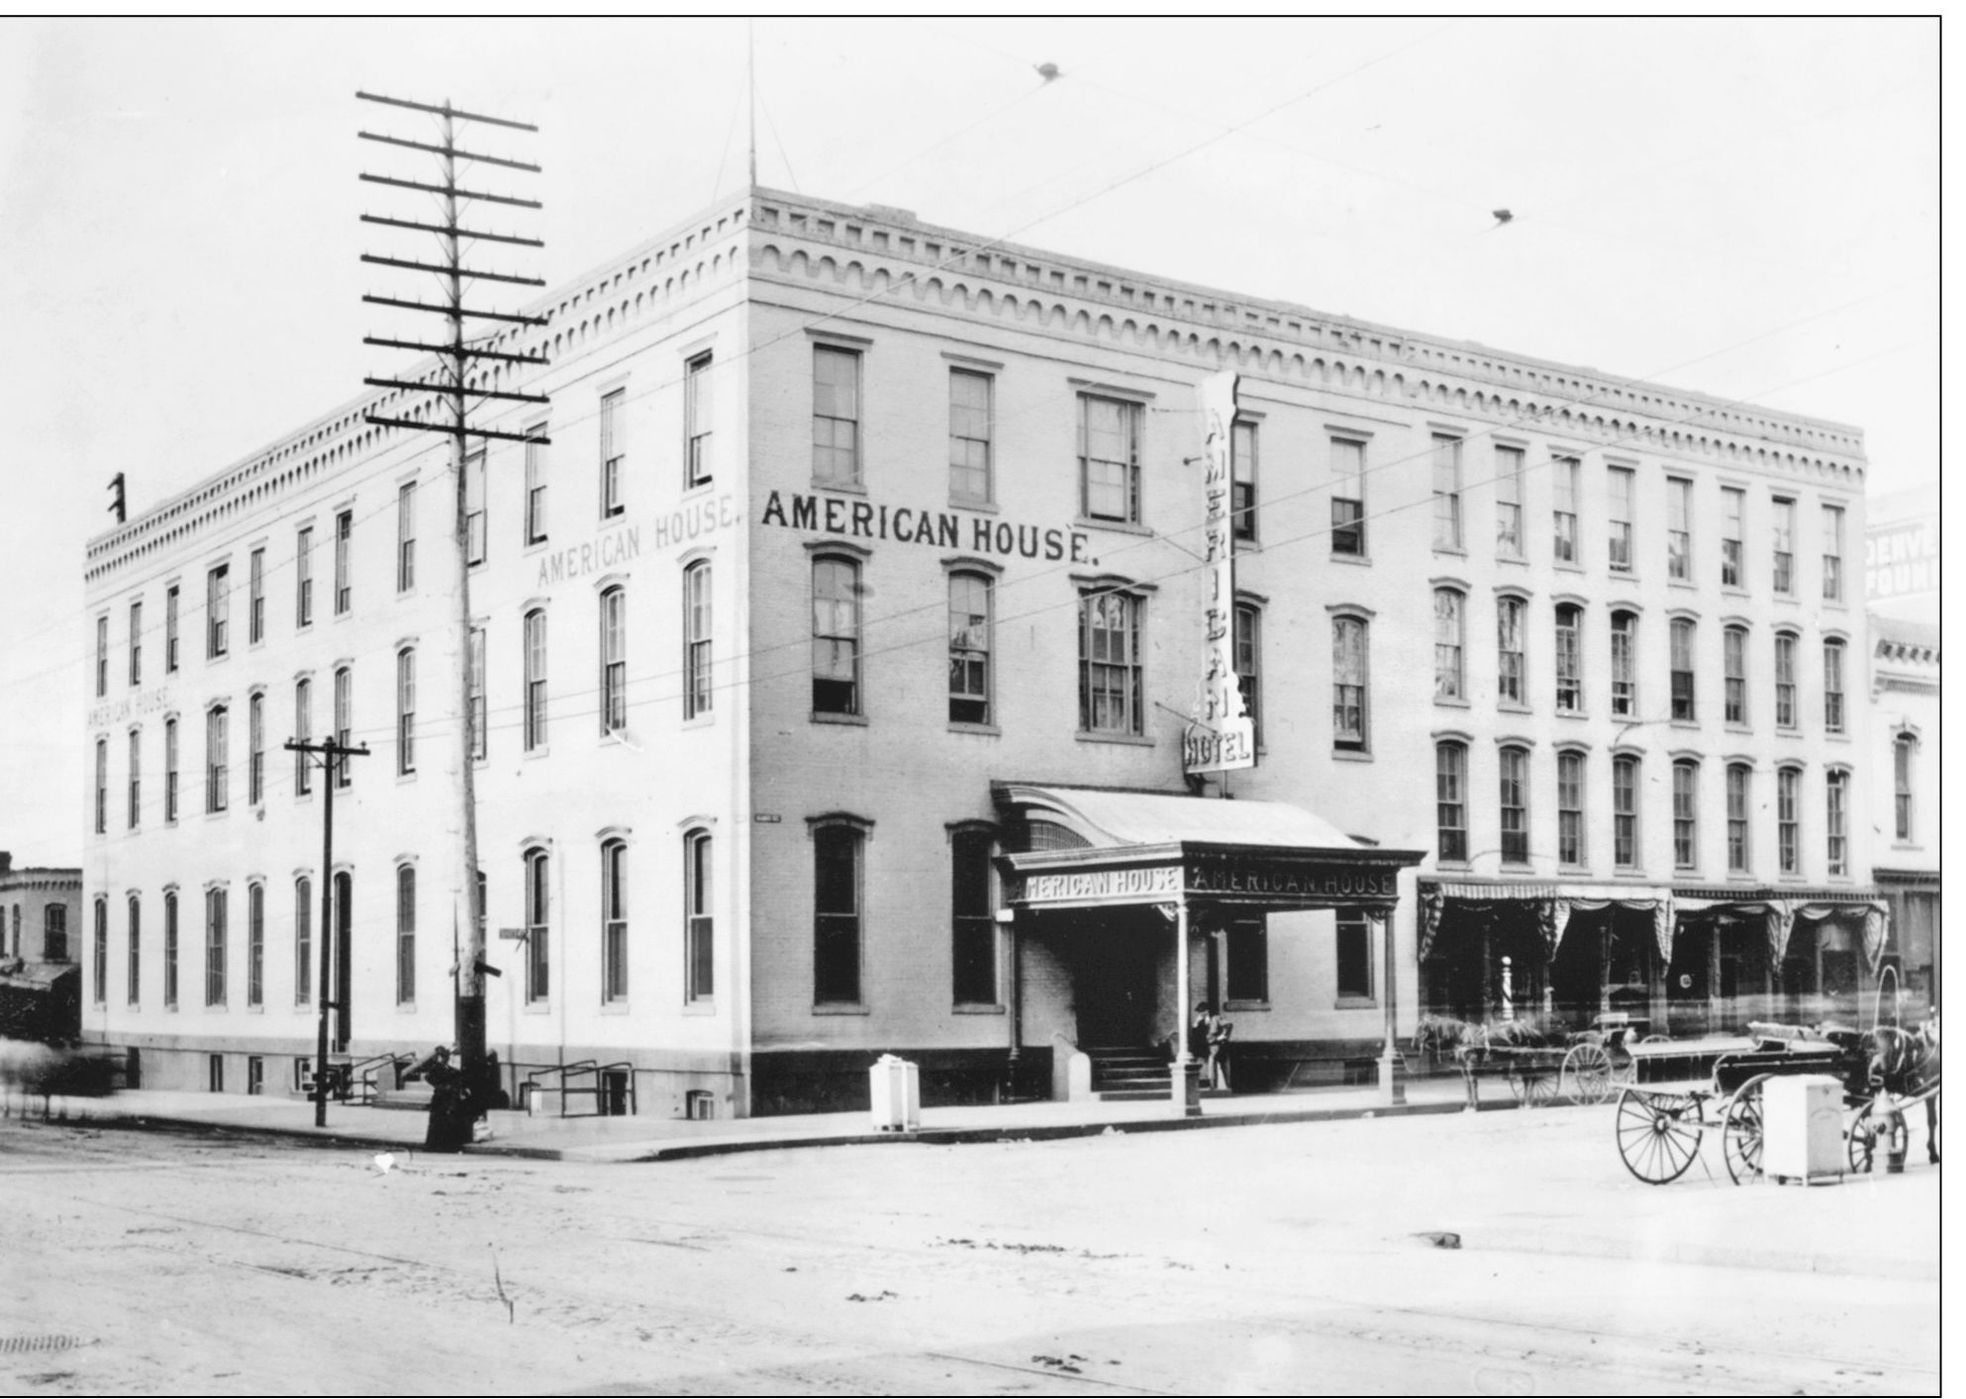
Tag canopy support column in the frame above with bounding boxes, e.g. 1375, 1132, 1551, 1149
1376, 905, 1406, 1105
1172, 897, 1196, 1117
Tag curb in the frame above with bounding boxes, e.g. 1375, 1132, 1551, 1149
1475, 1228, 1938, 1284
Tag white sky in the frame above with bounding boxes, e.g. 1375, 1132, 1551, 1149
0, 16, 1941, 862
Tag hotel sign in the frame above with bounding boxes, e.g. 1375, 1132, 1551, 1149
1184, 371, 1254, 776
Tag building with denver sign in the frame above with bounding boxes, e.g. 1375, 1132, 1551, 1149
79, 189, 1885, 1115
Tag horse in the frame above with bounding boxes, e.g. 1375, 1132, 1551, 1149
1866, 1018, 1941, 1165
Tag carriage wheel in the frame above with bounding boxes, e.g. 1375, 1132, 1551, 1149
1722, 1074, 1771, 1185
1846, 1103, 1878, 1174
1563, 1042, 1616, 1105
1509, 1063, 1557, 1107
1615, 1087, 1703, 1184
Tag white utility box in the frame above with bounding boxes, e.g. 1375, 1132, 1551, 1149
1761, 1074, 1845, 1184
869, 1054, 920, 1132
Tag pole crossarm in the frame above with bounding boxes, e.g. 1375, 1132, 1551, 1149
361, 254, 545, 286
364, 414, 551, 446
360, 214, 544, 247
357, 89, 539, 132
358, 130, 542, 173
364, 376, 550, 405
363, 335, 549, 365
359, 172, 542, 209
363, 294, 547, 326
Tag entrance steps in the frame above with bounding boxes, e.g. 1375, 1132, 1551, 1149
1085, 1047, 1172, 1102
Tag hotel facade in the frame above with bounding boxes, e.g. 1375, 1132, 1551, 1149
81, 190, 1885, 1114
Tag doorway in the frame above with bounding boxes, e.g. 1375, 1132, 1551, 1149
1069, 914, 1163, 1048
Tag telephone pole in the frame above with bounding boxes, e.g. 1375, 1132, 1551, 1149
284, 736, 371, 1128
356, 92, 549, 1123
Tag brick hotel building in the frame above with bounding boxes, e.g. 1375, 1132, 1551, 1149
80, 189, 1886, 1114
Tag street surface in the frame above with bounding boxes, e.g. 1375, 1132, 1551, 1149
0, 1103, 1938, 1396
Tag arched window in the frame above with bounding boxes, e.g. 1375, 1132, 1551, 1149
524, 847, 550, 1004
1557, 749, 1586, 867
248, 691, 265, 805
293, 680, 312, 795
1610, 611, 1637, 718
599, 586, 627, 734
949, 572, 992, 725
1723, 625, 1748, 725
94, 736, 107, 834
1726, 764, 1752, 873
1496, 596, 1527, 705
92, 897, 107, 1006
332, 666, 352, 788
1669, 618, 1696, 722
204, 885, 228, 1007
1895, 733, 1917, 842
812, 557, 861, 716
1613, 754, 1641, 869
395, 864, 416, 1007
206, 704, 229, 813
396, 647, 416, 775
600, 839, 628, 1003
1498, 745, 1530, 864
126, 893, 141, 1007
1672, 760, 1700, 870
1822, 638, 1846, 733
1774, 631, 1799, 728
684, 560, 713, 720
1777, 766, 1803, 875
1825, 769, 1850, 876
247, 881, 265, 1008
294, 876, 312, 1006
685, 829, 713, 1003
1433, 589, 1465, 700
1435, 742, 1468, 862
523, 608, 547, 751
164, 891, 180, 1009
128, 727, 142, 829
1554, 604, 1583, 714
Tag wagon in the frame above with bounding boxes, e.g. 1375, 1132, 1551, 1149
1613, 1021, 1941, 1185
1454, 1014, 1650, 1109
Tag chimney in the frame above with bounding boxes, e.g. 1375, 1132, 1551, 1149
0, 851, 11, 876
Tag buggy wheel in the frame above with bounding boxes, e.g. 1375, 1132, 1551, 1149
1563, 1042, 1616, 1105
1847, 1103, 1878, 1174
1616, 1087, 1703, 1184
1722, 1074, 1771, 1185
1509, 1063, 1557, 1107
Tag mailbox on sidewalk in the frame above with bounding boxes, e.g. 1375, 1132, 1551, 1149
869, 1054, 920, 1132
1761, 1074, 1844, 1184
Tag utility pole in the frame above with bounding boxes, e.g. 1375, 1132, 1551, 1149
284, 736, 371, 1128
356, 92, 549, 1132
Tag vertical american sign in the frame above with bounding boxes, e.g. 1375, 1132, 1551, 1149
1184, 371, 1255, 775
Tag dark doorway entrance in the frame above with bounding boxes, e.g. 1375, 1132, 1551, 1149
333, 871, 353, 1052
1069, 915, 1161, 1048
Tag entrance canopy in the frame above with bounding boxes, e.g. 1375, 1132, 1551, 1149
994, 783, 1422, 914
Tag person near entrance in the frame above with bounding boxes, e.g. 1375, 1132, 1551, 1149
1193, 1003, 1232, 1091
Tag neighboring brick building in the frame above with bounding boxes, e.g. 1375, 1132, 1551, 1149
1870, 615, 1939, 1017
0, 852, 82, 1042
81, 188, 1889, 1113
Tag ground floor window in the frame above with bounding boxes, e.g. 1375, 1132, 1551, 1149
1335, 910, 1373, 1002
950, 827, 996, 1005
813, 822, 865, 1005
1225, 919, 1268, 1004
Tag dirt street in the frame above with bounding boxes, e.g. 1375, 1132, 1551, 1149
0, 1105, 1939, 1396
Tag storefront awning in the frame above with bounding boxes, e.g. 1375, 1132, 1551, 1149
1416, 878, 1676, 963
994, 783, 1423, 914
1672, 890, 1890, 971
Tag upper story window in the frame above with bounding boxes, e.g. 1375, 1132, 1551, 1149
1672, 760, 1699, 870
1433, 588, 1465, 701
333, 510, 352, 616
396, 647, 416, 776
92, 897, 108, 1006
166, 584, 181, 671
811, 557, 862, 717
44, 903, 68, 963
293, 679, 312, 796
1552, 456, 1579, 564
522, 610, 547, 752
468, 626, 487, 762
1079, 395, 1141, 524
207, 562, 231, 657
1894, 733, 1916, 842
1080, 589, 1144, 736
685, 829, 714, 1004
1607, 466, 1634, 573
165, 715, 180, 823
1237, 603, 1264, 746
126, 893, 141, 1007
948, 368, 992, 504
1330, 437, 1366, 556
525, 429, 549, 544
1669, 617, 1696, 722
464, 450, 487, 566
248, 549, 265, 644
127, 727, 141, 829
1771, 496, 1795, 594
128, 599, 142, 686
396, 483, 416, 593
684, 560, 714, 721
1610, 610, 1637, 718
1666, 478, 1693, 580
1557, 749, 1586, 867
1330, 613, 1366, 752
163, 890, 179, 1007
1613, 754, 1641, 869
685, 354, 714, 489
247, 691, 265, 806
524, 846, 550, 1004
1724, 625, 1748, 725
95, 614, 108, 697
1435, 741, 1468, 863
1431, 435, 1463, 550
205, 705, 229, 814
1825, 768, 1849, 876
395, 864, 416, 1007
812, 818, 867, 1006
948, 572, 992, 725
950, 826, 997, 1007
204, 886, 227, 1007
1232, 419, 1258, 542
1822, 638, 1846, 733
1554, 604, 1583, 715
813, 346, 861, 486
1777, 765, 1802, 875
1726, 764, 1752, 874
600, 838, 628, 1004
333, 666, 353, 788
600, 387, 626, 517
94, 736, 107, 834
1495, 596, 1526, 706
295, 528, 313, 627
1821, 504, 1845, 602
1498, 745, 1530, 865
1494, 445, 1524, 559
1721, 487, 1745, 587
1774, 631, 1799, 728
599, 586, 627, 735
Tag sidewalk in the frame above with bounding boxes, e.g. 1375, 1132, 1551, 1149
15, 1074, 1481, 1163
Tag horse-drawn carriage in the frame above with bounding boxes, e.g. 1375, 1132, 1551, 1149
1613, 1018, 1940, 1185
